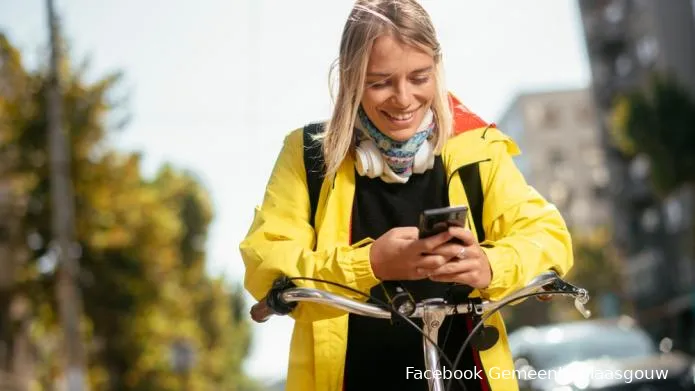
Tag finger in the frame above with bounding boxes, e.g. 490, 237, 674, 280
448, 227, 476, 246
428, 242, 465, 260
410, 268, 431, 280
432, 242, 481, 262
536, 294, 554, 302
415, 254, 448, 271
393, 226, 420, 240
429, 271, 476, 284
416, 230, 453, 253
429, 258, 477, 276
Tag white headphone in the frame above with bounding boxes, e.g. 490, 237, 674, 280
354, 137, 435, 179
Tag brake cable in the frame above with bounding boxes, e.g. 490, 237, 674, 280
444, 290, 571, 391
275, 277, 580, 391
286, 276, 468, 391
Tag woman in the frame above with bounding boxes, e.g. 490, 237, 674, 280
239, 1, 573, 390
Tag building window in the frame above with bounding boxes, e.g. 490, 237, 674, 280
549, 181, 570, 206
636, 35, 659, 67
629, 155, 651, 181
604, 0, 626, 24
526, 103, 560, 130
615, 53, 634, 77
549, 149, 564, 166
640, 207, 660, 233
592, 166, 610, 199
593, 184, 609, 199
543, 104, 560, 129
583, 147, 604, 167
575, 102, 594, 125
664, 196, 684, 233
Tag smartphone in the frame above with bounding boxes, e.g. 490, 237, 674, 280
418, 205, 469, 239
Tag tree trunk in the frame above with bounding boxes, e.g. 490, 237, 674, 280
45, 1, 88, 390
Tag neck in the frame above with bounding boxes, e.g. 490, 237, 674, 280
357, 107, 435, 179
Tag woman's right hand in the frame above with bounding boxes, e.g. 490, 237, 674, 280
369, 227, 453, 281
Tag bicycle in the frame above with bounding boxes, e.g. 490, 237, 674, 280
250, 270, 591, 391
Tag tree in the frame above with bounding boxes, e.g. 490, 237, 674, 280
610, 74, 695, 196
0, 32, 42, 388
610, 73, 695, 273
0, 32, 260, 390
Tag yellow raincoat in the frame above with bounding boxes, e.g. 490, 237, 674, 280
240, 95, 574, 390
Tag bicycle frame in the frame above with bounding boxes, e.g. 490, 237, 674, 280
251, 270, 591, 391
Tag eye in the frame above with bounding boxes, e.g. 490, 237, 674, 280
411, 76, 430, 85
367, 80, 391, 89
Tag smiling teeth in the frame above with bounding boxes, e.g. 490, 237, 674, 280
386, 112, 414, 121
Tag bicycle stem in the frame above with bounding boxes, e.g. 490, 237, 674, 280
421, 298, 448, 391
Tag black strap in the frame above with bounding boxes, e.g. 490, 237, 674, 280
302, 123, 326, 228
457, 163, 485, 243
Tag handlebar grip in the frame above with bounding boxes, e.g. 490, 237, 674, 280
250, 277, 299, 323
250, 298, 274, 323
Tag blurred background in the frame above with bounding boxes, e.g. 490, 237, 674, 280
0, 0, 694, 390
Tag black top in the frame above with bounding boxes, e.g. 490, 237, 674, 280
343, 157, 486, 391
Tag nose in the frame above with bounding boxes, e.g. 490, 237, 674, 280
392, 80, 412, 108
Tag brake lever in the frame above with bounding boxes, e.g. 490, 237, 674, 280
542, 278, 591, 318
573, 288, 591, 319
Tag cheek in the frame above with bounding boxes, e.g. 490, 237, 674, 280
418, 84, 436, 103
361, 90, 387, 110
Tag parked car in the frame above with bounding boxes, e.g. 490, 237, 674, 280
507, 316, 695, 391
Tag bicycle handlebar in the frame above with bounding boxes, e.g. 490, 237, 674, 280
250, 270, 591, 323
250, 271, 590, 391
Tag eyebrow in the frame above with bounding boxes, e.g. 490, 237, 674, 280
366, 66, 433, 78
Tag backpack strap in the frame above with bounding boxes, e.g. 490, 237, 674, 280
303, 122, 486, 245
457, 163, 485, 243
302, 122, 326, 229
445, 162, 487, 304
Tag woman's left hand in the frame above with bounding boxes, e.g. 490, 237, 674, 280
427, 226, 492, 289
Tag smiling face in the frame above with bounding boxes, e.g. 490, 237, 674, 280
360, 34, 436, 142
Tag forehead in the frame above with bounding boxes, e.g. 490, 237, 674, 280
366, 34, 434, 74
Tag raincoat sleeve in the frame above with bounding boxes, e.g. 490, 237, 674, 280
239, 129, 381, 322
478, 136, 574, 302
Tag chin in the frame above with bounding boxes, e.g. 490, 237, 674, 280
376, 110, 425, 141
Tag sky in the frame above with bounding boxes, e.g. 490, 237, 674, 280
0, 0, 591, 383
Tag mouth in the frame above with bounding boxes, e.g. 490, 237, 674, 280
380, 108, 419, 124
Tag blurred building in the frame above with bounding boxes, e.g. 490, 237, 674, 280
497, 88, 611, 235
496, 88, 611, 329
578, 0, 695, 354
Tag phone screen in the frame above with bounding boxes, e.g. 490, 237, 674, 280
418, 205, 469, 239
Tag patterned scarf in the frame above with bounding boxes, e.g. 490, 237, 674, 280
357, 106, 435, 178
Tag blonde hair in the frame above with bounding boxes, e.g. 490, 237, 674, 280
320, 0, 452, 178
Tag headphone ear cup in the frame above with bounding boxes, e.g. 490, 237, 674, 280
355, 140, 383, 178
412, 140, 435, 174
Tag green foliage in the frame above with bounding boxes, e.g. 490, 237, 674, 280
610, 74, 695, 196
0, 33, 259, 390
